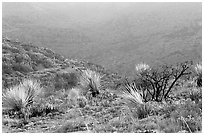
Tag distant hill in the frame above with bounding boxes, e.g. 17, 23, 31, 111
2, 3, 202, 76
2, 37, 122, 91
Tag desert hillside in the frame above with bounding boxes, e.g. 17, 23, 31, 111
2, 37, 123, 91
2, 37, 202, 133
2, 2, 202, 133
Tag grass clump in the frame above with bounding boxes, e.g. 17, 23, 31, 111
119, 81, 145, 125
120, 81, 144, 106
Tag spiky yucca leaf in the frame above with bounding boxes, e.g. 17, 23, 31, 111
3, 79, 42, 112
194, 63, 202, 75
135, 63, 150, 73
79, 69, 101, 94
194, 63, 202, 87
121, 82, 143, 107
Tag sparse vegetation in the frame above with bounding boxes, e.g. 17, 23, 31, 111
54, 72, 79, 91
2, 38, 202, 133
12, 63, 33, 73
133, 61, 192, 102
157, 98, 202, 133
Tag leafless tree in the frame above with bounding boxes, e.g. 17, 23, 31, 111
133, 61, 192, 102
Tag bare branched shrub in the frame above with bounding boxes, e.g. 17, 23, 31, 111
134, 61, 192, 102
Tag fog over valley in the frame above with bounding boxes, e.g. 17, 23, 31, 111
3, 2, 202, 76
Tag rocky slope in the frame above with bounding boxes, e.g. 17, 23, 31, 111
2, 37, 202, 133
2, 37, 123, 91
2, 37, 126, 133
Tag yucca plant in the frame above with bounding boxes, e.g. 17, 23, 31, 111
119, 81, 144, 123
194, 63, 202, 87
121, 81, 144, 107
2, 79, 42, 119
79, 69, 101, 97
135, 62, 150, 73
194, 63, 202, 75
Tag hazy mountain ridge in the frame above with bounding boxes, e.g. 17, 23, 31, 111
2, 3, 202, 76
2, 37, 123, 91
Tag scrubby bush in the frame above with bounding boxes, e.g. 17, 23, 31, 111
66, 87, 90, 131
188, 87, 202, 103
67, 88, 87, 108
134, 61, 192, 102
21, 44, 32, 51
54, 72, 79, 91
30, 101, 60, 117
27, 52, 54, 68
132, 104, 152, 119
157, 117, 182, 132
158, 99, 202, 132
40, 58, 55, 68
2, 64, 13, 75
12, 63, 33, 73
26, 90, 66, 117
2, 45, 20, 54
2, 79, 42, 120
173, 86, 202, 103
54, 118, 87, 133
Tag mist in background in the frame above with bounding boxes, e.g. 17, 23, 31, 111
2, 2, 202, 76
